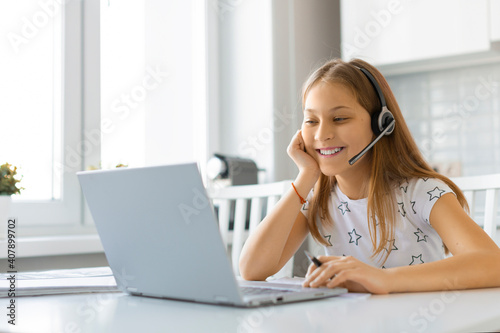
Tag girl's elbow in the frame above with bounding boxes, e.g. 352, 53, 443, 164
239, 266, 266, 281
238, 262, 252, 280
239, 257, 268, 281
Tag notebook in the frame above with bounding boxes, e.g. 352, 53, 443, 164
77, 163, 346, 307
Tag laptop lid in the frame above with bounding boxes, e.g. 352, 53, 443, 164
78, 163, 346, 307
78, 163, 246, 306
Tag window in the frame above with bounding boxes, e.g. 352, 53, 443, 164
1, 1, 83, 228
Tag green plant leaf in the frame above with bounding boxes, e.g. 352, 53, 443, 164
0, 163, 23, 195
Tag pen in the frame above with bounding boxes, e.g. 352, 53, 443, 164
304, 250, 322, 267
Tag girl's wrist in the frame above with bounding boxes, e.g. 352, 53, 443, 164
297, 167, 320, 183
293, 171, 319, 198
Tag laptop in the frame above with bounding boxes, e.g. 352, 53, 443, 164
77, 163, 346, 307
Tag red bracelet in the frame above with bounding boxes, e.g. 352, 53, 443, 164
291, 183, 307, 205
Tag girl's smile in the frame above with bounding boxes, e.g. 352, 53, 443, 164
316, 146, 344, 158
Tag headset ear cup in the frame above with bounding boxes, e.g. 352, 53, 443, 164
372, 107, 395, 135
379, 107, 395, 135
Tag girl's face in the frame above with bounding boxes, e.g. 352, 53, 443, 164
301, 81, 374, 179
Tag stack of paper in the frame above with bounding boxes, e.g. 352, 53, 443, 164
0, 266, 119, 297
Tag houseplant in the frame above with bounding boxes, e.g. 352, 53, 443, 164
0, 163, 23, 196
0, 163, 23, 235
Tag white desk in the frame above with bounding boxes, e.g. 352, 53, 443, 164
1, 287, 500, 333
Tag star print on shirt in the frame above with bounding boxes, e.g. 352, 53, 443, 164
410, 201, 417, 214
398, 202, 406, 217
414, 228, 428, 242
399, 179, 409, 193
302, 201, 309, 210
338, 201, 351, 215
384, 239, 398, 253
409, 254, 424, 265
323, 234, 333, 246
348, 229, 362, 246
427, 186, 445, 201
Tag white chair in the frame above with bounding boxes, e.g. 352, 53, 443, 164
451, 173, 500, 240
209, 180, 294, 278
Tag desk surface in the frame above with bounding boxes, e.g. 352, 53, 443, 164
2, 287, 500, 333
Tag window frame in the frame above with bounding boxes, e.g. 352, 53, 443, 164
11, 0, 101, 235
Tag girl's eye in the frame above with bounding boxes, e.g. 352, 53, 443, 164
334, 117, 347, 122
304, 120, 317, 124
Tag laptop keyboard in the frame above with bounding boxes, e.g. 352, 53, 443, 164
240, 286, 294, 296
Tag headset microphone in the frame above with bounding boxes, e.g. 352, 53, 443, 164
348, 67, 396, 166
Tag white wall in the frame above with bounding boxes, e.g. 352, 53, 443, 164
216, 0, 274, 182
214, 0, 341, 183
144, 0, 198, 167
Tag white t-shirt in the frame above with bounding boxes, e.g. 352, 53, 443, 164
301, 177, 454, 268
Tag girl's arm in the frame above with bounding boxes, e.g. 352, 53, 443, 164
238, 174, 313, 280
239, 130, 320, 280
303, 193, 500, 293
387, 192, 500, 292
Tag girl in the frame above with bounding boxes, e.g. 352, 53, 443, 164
239, 58, 500, 294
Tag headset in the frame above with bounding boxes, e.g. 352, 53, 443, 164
348, 67, 396, 165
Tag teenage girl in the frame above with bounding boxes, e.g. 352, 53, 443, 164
239, 58, 500, 294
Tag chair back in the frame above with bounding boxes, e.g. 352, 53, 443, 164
451, 174, 500, 241
209, 180, 292, 277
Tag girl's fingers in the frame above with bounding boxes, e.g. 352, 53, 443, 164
302, 262, 319, 287
306, 256, 361, 287
288, 130, 304, 152
309, 266, 339, 287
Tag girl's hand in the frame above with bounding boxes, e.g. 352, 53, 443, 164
287, 130, 320, 179
302, 255, 391, 294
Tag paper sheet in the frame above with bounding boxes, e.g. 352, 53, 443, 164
0, 267, 119, 297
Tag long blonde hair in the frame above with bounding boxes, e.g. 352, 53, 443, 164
303, 58, 468, 261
